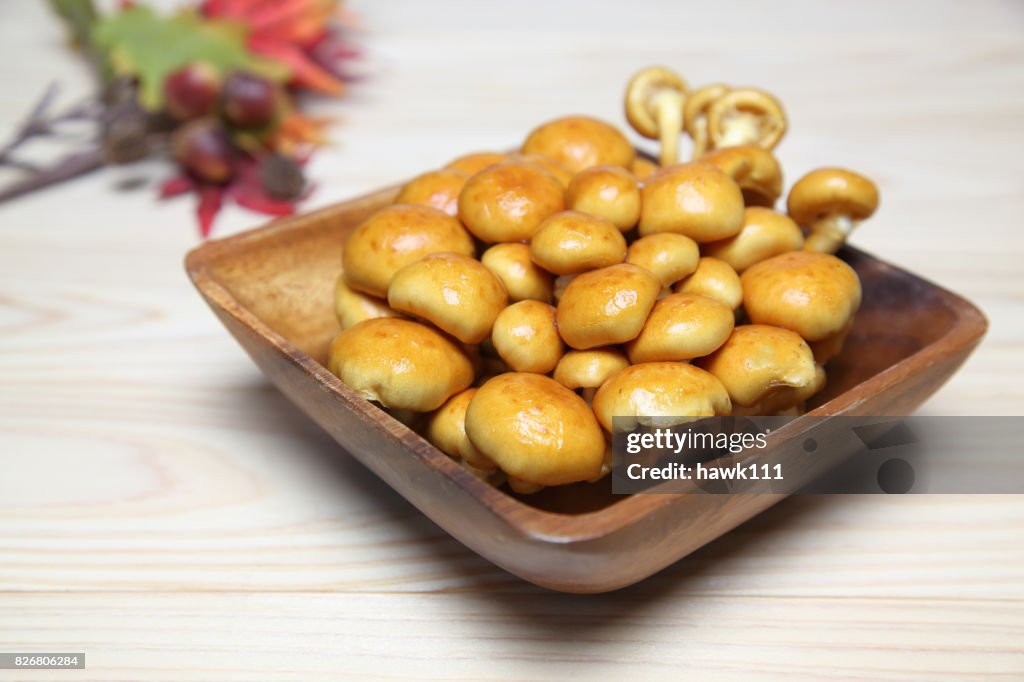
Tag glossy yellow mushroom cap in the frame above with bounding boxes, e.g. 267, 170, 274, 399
566, 164, 642, 231
787, 167, 880, 226
444, 151, 508, 175
741, 251, 862, 342
334, 272, 402, 330
457, 160, 566, 243
342, 204, 475, 298
699, 145, 783, 208
592, 362, 732, 432
625, 293, 735, 363
425, 388, 496, 471
529, 210, 627, 275
555, 263, 662, 350
328, 318, 474, 412
480, 242, 554, 302
394, 168, 468, 216
674, 257, 744, 310
553, 348, 630, 391
638, 162, 745, 242
490, 300, 564, 374
702, 207, 804, 273
626, 232, 700, 287
387, 252, 508, 344
522, 115, 636, 172
465, 373, 606, 486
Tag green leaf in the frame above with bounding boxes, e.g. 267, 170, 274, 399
91, 5, 289, 111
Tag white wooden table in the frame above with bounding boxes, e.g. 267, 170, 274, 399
1, 0, 1022, 679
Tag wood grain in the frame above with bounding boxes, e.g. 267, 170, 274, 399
1, 0, 1023, 677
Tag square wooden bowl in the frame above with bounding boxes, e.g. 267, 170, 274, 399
186, 184, 987, 593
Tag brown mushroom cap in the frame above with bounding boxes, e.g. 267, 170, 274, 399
342, 204, 475, 298
508, 153, 574, 187
529, 210, 628, 275
387, 252, 508, 344
328, 318, 474, 411
703, 207, 804, 273
522, 115, 636, 173
626, 232, 700, 286
465, 373, 606, 486
638, 162, 745, 242
553, 347, 630, 391
480, 242, 554, 302
707, 87, 787, 151
566, 164, 641, 231
674, 257, 744, 310
444, 151, 508, 175
592, 362, 731, 431
491, 300, 565, 374
683, 83, 731, 156
699, 145, 783, 208
788, 168, 880, 226
697, 324, 825, 411
556, 263, 662, 350
394, 168, 468, 216
741, 251, 862, 342
334, 272, 402, 330
625, 293, 735, 363
425, 388, 497, 471
457, 160, 565, 243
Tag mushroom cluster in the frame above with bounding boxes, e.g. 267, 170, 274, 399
327, 66, 880, 494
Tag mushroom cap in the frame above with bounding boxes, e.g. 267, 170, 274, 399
327, 318, 474, 412
387, 252, 508, 344
334, 272, 402, 330
625, 293, 735, 363
553, 347, 630, 390
592, 362, 731, 431
457, 160, 566, 243
698, 324, 825, 409
699, 145, 783, 208
480, 242, 554, 302
703, 207, 804, 273
638, 162, 745, 242
566, 164, 641, 231
787, 167, 880, 226
741, 251, 862, 342
626, 232, 700, 287
508, 153, 574, 187
556, 263, 662, 350
444, 151, 509, 175
425, 388, 496, 470
624, 66, 689, 139
683, 83, 731, 141
342, 204, 475, 298
707, 87, 787, 150
631, 157, 659, 181
674, 256, 744, 310
521, 115, 636, 173
529, 210, 628, 275
465, 373, 606, 486
491, 300, 565, 374
394, 168, 468, 216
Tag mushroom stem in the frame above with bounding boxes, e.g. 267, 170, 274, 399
652, 89, 685, 166
804, 214, 856, 254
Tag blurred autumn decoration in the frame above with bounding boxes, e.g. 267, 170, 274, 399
0, 0, 358, 236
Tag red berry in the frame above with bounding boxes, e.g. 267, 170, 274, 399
172, 119, 234, 184
164, 62, 221, 120
222, 72, 279, 128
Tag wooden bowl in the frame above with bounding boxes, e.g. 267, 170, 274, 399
185, 185, 986, 593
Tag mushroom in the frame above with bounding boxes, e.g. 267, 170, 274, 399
702, 207, 804, 273
342, 204, 475, 298
638, 162, 745, 242
674, 256, 744, 310
592, 362, 731, 431
625, 293, 735, 363
529, 210, 628, 275
327, 318, 474, 412
457, 160, 565, 243
444, 151, 508, 175
425, 388, 498, 472
394, 168, 468, 216
741, 251, 861, 363
334, 271, 402, 330
787, 167, 880, 254
480, 242, 554, 302
626, 232, 700, 287
556, 263, 662, 350
521, 115, 635, 172
698, 325, 826, 415
465, 373, 607, 490
565, 164, 641, 231
387, 252, 508, 344
508, 153, 575, 187
624, 66, 689, 166
706, 87, 787, 151
699, 145, 783, 208
631, 157, 659, 181
683, 83, 731, 157
553, 347, 630, 402
491, 300, 565, 374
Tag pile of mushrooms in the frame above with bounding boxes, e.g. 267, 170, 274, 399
328, 66, 880, 494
